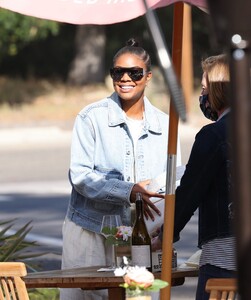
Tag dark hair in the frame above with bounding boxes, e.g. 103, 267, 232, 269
112, 38, 151, 71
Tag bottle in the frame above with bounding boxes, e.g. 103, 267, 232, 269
131, 192, 152, 271
172, 248, 177, 269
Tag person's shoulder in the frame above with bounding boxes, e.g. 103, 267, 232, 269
145, 97, 169, 119
150, 106, 169, 127
153, 106, 168, 118
196, 121, 217, 135
78, 95, 110, 116
197, 118, 227, 140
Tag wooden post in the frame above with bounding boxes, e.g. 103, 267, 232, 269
230, 47, 251, 300
181, 4, 193, 114
160, 3, 185, 300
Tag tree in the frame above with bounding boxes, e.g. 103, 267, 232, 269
67, 25, 106, 85
0, 10, 59, 62
0, 6, 212, 85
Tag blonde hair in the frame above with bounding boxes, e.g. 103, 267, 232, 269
201, 54, 230, 112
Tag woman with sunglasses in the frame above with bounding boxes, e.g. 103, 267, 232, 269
60, 38, 181, 300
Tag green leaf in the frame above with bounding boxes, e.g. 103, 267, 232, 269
146, 279, 169, 291
101, 226, 111, 235
101, 226, 118, 236
0, 219, 42, 270
105, 236, 117, 245
120, 279, 168, 292
0, 10, 60, 61
110, 227, 118, 235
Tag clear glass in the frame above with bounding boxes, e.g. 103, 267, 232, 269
114, 242, 131, 268
100, 215, 122, 269
126, 289, 152, 300
100, 215, 122, 238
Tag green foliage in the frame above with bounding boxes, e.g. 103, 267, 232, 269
0, 219, 42, 271
101, 226, 118, 245
146, 279, 168, 291
0, 220, 59, 299
0, 10, 59, 60
29, 288, 59, 300
101, 226, 118, 236
120, 279, 168, 293
0, 5, 213, 83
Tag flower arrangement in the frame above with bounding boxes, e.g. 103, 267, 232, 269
101, 225, 132, 245
114, 266, 168, 297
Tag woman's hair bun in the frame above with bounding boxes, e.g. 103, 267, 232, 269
112, 37, 151, 71
126, 38, 140, 47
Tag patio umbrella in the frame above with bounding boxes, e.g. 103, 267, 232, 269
0, 0, 206, 25
142, 2, 193, 298
0, 0, 207, 298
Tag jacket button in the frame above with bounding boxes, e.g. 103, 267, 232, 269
127, 177, 130, 181
126, 151, 130, 155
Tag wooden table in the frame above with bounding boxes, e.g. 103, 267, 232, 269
24, 266, 198, 300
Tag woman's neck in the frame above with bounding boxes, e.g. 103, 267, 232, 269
121, 99, 145, 120
218, 107, 230, 120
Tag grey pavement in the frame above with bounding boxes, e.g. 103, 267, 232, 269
0, 118, 205, 299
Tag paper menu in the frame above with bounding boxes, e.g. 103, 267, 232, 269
144, 165, 185, 235
185, 249, 201, 267
147, 165, 185, 192
179, 249, 201, 269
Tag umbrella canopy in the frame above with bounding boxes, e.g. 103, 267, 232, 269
0, 0, 206, 24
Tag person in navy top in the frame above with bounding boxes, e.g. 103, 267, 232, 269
152, 54, 236, 300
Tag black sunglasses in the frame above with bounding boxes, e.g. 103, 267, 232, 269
110, 67, 147, 82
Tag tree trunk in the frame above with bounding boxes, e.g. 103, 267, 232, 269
67, 25, 106, 85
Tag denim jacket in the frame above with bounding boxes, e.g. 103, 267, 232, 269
66, 92, 181, 233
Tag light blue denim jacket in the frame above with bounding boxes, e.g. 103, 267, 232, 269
66, 92, 180, 233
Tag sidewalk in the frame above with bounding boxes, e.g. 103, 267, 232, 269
0, 113, 207, 161
0, 126, 72, 150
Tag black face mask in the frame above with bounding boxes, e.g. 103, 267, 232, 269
199, 94, 218, 121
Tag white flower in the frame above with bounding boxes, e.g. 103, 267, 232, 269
114, 267, 127, 277
115, 266, 168, 292
124, 266, 154, 288
116, 226, 132, 241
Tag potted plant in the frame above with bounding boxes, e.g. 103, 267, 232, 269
115, 266, 168, 300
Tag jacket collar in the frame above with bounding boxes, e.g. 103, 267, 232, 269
217, 108, 230, 121
107, 92, 163, 134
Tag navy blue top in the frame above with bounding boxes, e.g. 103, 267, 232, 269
173, 113, 233, 247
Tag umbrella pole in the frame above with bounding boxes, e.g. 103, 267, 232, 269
181, 4, 193, 113
160, 3, 185, 300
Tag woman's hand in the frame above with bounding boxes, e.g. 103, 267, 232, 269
151, 235, 162, 252
130, 180, 164, 221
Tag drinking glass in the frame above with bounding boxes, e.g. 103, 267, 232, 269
100, 215, 122, 269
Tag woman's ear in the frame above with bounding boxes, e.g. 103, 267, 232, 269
146, 71, 152, 83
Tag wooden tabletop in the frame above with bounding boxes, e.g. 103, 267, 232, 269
24, 266, 198, 289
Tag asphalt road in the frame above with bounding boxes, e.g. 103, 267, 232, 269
0, 122, 201, 299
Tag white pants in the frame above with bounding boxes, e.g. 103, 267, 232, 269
60, 218, 110, 300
